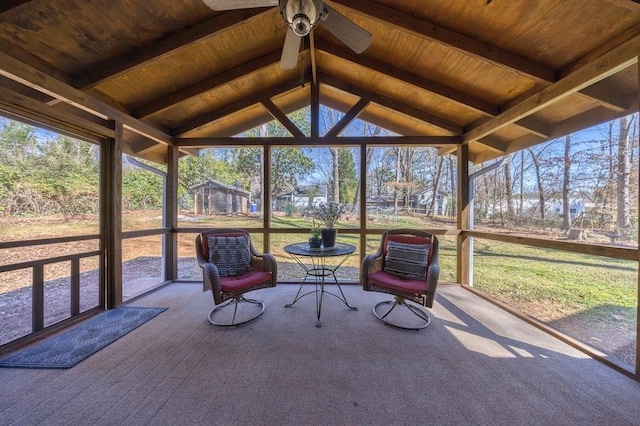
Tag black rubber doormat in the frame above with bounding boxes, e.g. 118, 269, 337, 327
0, 306, 167, 369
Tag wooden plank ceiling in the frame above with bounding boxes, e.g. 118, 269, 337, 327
0, 0, 639, 163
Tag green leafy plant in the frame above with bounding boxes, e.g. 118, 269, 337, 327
310, 218, 322, 238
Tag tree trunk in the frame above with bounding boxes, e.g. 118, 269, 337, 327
351, 147, 374, 214
504, 155, 513, 219
330, 147, 339, 203
394, 147, 400, 214
528, 148, 545, 219
562, 135, 571, 230
616, 116, 633, 231
428, 157, 443, 218
519, 150, 524, 217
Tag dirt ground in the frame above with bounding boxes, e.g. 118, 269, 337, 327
0, 222, 636, 368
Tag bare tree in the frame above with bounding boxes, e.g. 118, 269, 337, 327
528, 147, 546, 219
503, 154, 514, 219
562, 135, 571, 230
616, 115, 635, 232
428, 156, 443, 218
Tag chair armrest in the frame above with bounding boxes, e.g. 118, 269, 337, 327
362, 253, 383, 290
249, 252, 278, 286
201, 262, 222, 302
424, 239, 440, 308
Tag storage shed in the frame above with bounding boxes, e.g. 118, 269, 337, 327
190, 179, 251, 216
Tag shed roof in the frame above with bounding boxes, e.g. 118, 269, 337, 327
0, 0, 638, 163
190, 179, 251, 195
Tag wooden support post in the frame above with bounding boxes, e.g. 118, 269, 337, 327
263, 143, 271, 253
636, 58, 640, 380
164, 144, 179, 281
32, 265, 44, 331
359, 141, 367, 276
311, 82, 319, 139
70, 258, 80, 316
457, 145, 470, 285
103, 120, 123, 308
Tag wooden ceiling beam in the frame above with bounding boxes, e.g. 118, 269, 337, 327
173, 74, 311, 136
331, 0, 627, 113
473, 135, 509, 153
317, 40, 551, 138
329, 0, 557, 84
134, 49, 287, 119
261, 98, 306, 137
73, 8, 271, 90
599, 0, 640, 12
462, 34, 640, 144
578, 81, 632, 112
319, 73, 463, 135
0, 50, 172, 145
175, 135, 461, 147
0, 86, 114, 139
514, 116, 551, 138
315, 40, 499, 117
324, 98, 369, 138
0, 1, 32, 14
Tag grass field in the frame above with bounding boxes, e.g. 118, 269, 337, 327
0, 210, 637, 366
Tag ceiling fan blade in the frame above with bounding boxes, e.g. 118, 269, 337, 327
321, 5, 372, 54
202, 0, 278, 11
280, 28, 301, 70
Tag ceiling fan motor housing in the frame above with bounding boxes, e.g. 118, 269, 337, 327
280, 0, 323, 36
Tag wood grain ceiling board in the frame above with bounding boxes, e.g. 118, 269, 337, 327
372, 0, 640, 69
0, 0, 638, 164
148, 62, 305, 130
328, 17, 540, 108
315, 51, 481, 128
0, 0, 211, 73
182, 102, 270, 138
183, 85, 312, 138
93, 12, 285, 107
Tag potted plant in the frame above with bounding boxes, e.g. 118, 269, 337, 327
309, 219, 322, 249
314, 201, 346, 248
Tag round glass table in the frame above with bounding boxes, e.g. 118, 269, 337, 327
283, 242, 358, 327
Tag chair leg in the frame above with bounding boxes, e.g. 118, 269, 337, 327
208, 296, 265, 327
373, 296, 431, 330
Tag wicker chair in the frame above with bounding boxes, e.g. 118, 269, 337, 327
362, 229, 439, 330
196, 229, 277, 326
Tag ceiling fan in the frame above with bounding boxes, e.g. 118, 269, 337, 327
202, 0, 372, 70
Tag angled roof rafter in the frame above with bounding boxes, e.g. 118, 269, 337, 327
134, 48, 291, 119
73, 8, 272, 90
439, 33, 640, 157
0, 50, 172, 145
319, 73, 463, 135
261, 98, 306, 137
173, 74, 312, 136
329, 0, 557, 83
315, 40, 499, 117
332, 0, 628, 113
324, 98, 369, 138
0, 1, 32, 15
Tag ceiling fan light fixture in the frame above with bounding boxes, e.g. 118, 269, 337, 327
280, 0, 323, 36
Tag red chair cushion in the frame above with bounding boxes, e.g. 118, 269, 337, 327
220, 271, 272, 293
369, 270, 427, 294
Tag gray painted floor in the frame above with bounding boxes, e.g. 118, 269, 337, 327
1, 283, 639, 425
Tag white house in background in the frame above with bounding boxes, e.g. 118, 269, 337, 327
412, 189, 453, 216
486, 195, 595, 221
275, 184, 328, 211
